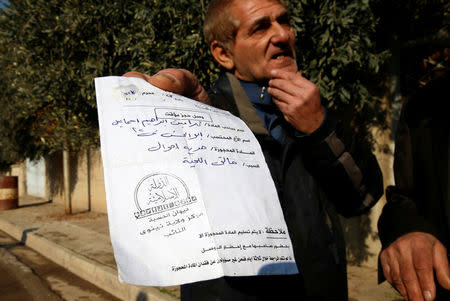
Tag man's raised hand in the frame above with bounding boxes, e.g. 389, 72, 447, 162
267, 69, 324, 134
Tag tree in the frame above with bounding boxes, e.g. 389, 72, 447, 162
0, 0, 39, 171
5, 0, 445, 170
370, 0, 449, 136
287, 0, 390, 147
0, 0, 220, 171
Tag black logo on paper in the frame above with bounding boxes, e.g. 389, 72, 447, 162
134, 173, 197, 219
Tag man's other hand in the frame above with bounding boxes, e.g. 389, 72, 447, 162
123, 69, 210, 104
267, 69, 324, 134
380, 232, 450, 301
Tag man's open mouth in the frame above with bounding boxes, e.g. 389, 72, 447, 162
272, 50, 292, 60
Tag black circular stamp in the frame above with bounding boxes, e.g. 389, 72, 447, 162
134, 173, 197, 219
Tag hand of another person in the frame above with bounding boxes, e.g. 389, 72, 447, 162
123, 69, 210, 104
380, 232, 450, 301
267, 69, 324, 134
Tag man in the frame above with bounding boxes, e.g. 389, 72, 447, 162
378, 72, 450, 301
125, 0, 383, 299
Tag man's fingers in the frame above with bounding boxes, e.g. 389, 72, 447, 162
123, 70, 180, 91
412, 246, 435, 301
381, 241, 429, 301
152, 69, 210, 104
123, 71, 152, 82
123, 69, 209, 104
433, 241, 450, 290
269, 86, 296, 105
381, 233, 450, 301
268, 67, 323, 134
268, 78, 302, 98
384, 250, 410, 300
399, 246, 430, 301
380, 251, 393, 284
149, 72, 184, 93
270, 69, 302, 80
269, 72, 310, 90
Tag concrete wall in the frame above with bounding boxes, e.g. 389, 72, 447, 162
46, 149, 107, 214
66, 150, 90, 213
26, 158, 46, 199
8, 161, 27, 197
87, 149, 107, 213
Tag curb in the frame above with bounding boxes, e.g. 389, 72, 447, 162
0, 218, 178, 301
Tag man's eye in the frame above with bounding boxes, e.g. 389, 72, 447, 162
254, 23, 269, 33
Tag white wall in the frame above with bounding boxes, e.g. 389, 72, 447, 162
26, 158, 46, 198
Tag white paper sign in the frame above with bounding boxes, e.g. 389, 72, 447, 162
95, 76, 298, 286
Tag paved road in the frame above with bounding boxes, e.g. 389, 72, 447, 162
0, 200, 403, 301
0, 229, 121, 301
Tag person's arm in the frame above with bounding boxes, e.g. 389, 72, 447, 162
123, 69, 210, 104
268, 69, 383, 217
378, 108, 450, 301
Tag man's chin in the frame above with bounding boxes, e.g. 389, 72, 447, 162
269, 58, 298, 74
270, 65, 298, 76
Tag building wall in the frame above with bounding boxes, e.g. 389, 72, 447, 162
46, 149, 107, 214
26, 158, 46, 199
8, 161, 27, 197
88, 148, 107, 213
70, 150, 90, 213
46, 151, 64, 205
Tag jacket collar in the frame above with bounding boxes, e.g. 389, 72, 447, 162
214, 72, 269, 136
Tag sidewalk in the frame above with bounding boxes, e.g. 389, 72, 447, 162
0, 197, 401, 301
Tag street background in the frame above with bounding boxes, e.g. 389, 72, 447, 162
0, 196, 402, 301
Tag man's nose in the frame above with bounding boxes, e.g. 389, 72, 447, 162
270, 22, 291, 44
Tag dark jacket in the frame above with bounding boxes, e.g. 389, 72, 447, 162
182, 73, 383, 301
378, 73, 449, 298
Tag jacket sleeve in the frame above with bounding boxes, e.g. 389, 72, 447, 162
377, 108, 443, 249
298, 110, 384, 217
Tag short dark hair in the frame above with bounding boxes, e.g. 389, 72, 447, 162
203, 0, 239, 51
203, 0, 287, 50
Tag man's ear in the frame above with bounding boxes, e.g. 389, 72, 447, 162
210, 40, 235, 71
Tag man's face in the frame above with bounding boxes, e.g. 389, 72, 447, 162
228, 0, 297, 83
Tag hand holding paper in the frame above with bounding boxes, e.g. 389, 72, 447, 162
95, 76, 298, 286
123, 69, 210, 104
